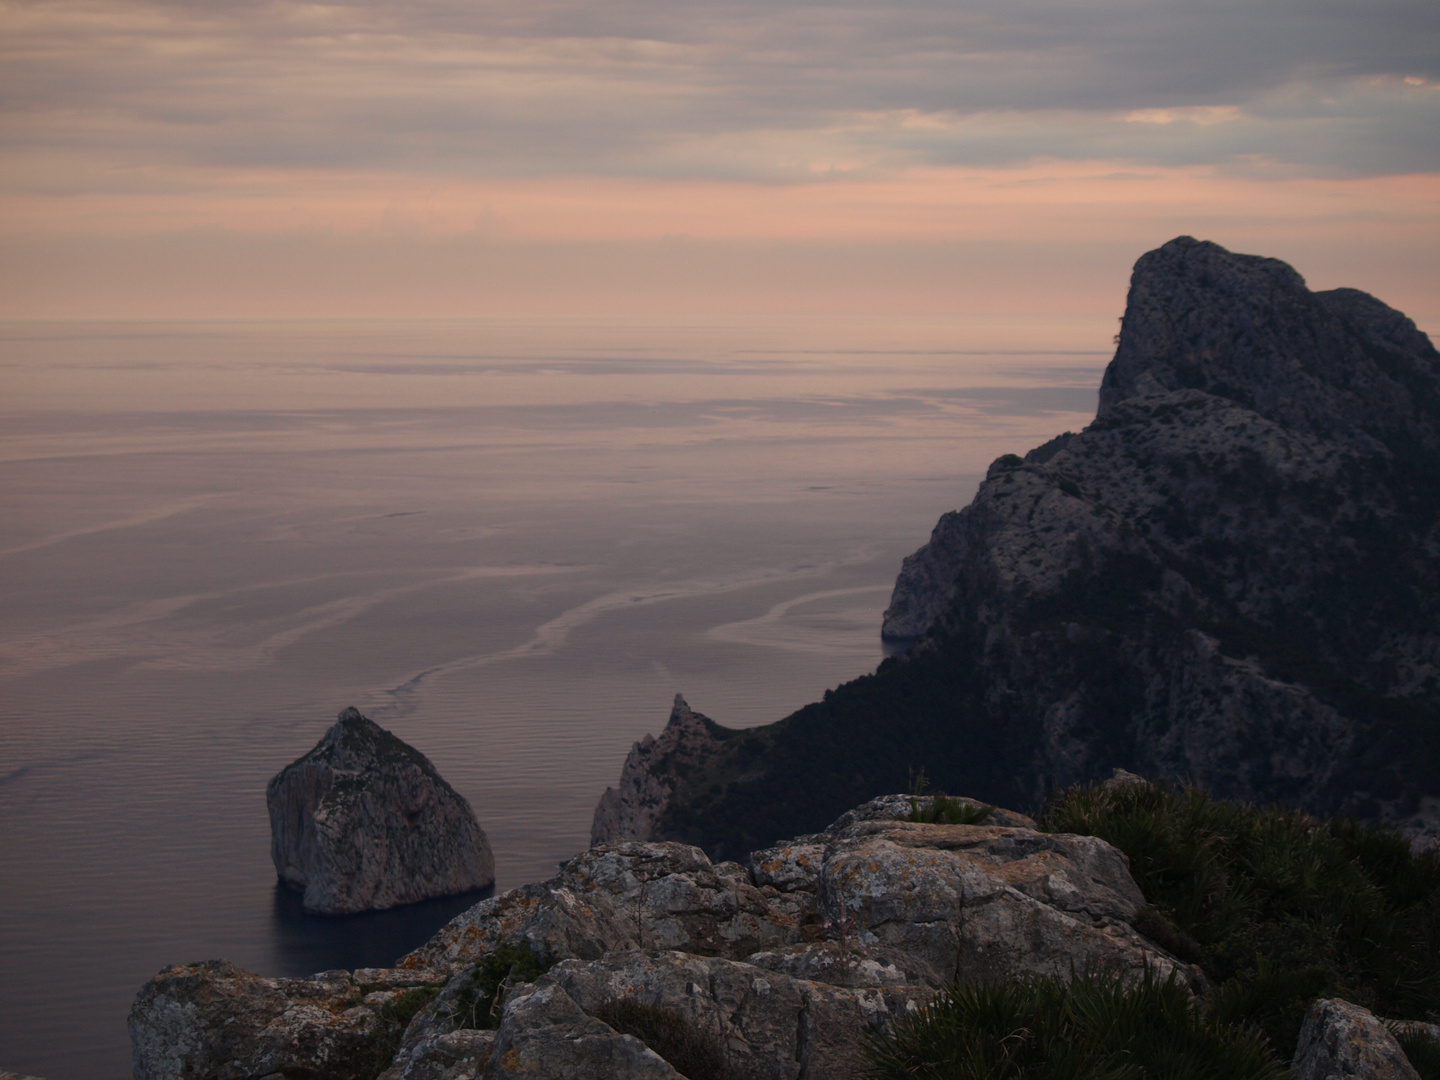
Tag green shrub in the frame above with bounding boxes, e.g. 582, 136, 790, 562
592, 997, 728, 1080
867, 967, 1287, 1080
447, 939, 556, 1030
355, 984, 443, 1080
910, 793, 995, 826
1040, 781, 1440, 1057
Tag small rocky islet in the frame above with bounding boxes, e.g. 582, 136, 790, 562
267, 707, 495, 915
123, 239, 1440, 1080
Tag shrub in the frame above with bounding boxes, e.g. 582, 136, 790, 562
867, 967, 1287, 1080
447, 939, 556, 1030
356, 984, 442, 1080
1040, 781, 1440, 1058
910, 793, 995, 826
592, 997, 728, 1080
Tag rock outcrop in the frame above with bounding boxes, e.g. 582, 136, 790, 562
603, 237, 1440, 857
267, 707, 495, 914
591, 695, 733, 846
1293, 998, 1421, 1080
132, 794, 1201, 1080
128, 961, 451, 1080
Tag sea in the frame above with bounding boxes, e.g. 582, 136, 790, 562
0, 315, 1109, 1079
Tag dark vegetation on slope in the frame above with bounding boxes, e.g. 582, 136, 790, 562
866, 968, 1288, 1080
1041, 781, 1440, 1061
866, 780, 1440, 1079
659, 624, 1034, 861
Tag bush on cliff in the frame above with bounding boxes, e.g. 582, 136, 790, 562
1040, 781, 1440, 1059
867, 967, 1287, 1080
447, 939, 556, 1029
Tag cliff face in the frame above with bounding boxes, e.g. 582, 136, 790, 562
268, 708, 495, 914
605, 237, 1440, 858
590, 695, 731, 846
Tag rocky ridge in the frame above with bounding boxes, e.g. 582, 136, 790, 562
596, 237, 1440, 857
267, 708, 495, 914
131, 789, 1204, 1080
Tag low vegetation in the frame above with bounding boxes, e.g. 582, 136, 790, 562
592, 997, 728, 1080
1040, 779, 1440, 1059
867, 967, 1287, 1080
868, 779, 1440, 1078
447, 939, 556, 1030
907, 771, 995, 825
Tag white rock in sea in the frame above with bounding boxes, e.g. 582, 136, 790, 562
266, 707, 495, 914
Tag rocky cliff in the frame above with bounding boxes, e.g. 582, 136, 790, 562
591, 695, 733, 846
268, 707, 495, 914
598, 237, 1440, 859
132, 789, 1200, 1080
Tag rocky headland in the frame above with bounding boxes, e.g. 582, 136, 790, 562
597, 236, 1440, 860
134, 787, 1201, 1079
267, 708, 495, 914
131, 779, 1438, 1079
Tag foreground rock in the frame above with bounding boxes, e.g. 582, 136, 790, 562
135, 793, 1201, 1079
491, 950, 932, 1080
128, 961, 450, 1080
608, 237, 1440, 857
1293, 998, 1421, 1080
267, 707, 495, 914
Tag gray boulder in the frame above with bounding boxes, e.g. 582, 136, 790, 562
268, 707, 495, 914
399, 837, 798, 972
485, 978, 684, 1080
1293, 998, 1421, 1080
128, 960, 449, 1080
527, 949, 933, 1080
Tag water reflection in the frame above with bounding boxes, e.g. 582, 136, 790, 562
266, 883, 494, 976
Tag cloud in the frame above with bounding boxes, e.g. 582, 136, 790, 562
1, 0, 1436, 196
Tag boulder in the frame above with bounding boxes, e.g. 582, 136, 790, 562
267, 707, 495, 914
399, 838, 799, 972
528, 949, 933, 1080
1293, 998, 1421, 1080
128, 960, 449, 1080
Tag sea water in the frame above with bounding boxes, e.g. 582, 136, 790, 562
0, 316, 1108, 1078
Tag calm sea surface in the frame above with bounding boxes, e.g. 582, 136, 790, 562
0, 316, 1108, 1079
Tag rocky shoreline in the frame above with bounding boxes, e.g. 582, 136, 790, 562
129, 781, 1434, 1079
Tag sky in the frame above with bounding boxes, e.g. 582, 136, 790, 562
1, 0, 1437, 322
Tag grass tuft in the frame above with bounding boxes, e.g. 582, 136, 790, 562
910, 793, 996, 826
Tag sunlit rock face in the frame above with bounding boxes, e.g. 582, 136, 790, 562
267, 707, 495, 914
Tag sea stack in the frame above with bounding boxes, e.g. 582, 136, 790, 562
266, 707, 494, 914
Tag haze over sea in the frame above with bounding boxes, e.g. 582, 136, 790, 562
0, 316, 1107, 1079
